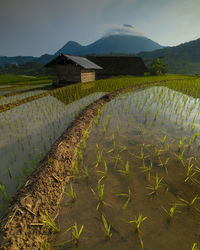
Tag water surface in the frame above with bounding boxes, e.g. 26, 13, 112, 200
51, 86, 200, 249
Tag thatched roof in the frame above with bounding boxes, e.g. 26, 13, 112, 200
45, 54, 102, 70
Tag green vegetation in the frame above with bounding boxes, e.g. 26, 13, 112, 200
66, 223, 84, 244
102, 214, 112, 239
51, 79, 200, 248
2, 75, 200, 248
162, 204, 179, 221
125, 213, 147, 232
149, 58, 168, 75
138, 38, 200, 74
40, 210, 60, 232
0, 74, 51, 85
0, 62, 47, 76
64, 184, 76, 202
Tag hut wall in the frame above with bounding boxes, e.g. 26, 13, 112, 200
49, 65, 81, 86
81, 70, 95, 83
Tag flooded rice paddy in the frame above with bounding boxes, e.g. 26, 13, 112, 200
0, 82, 52, 96
50, 86, 200, 249
0, 85, 12, 89
0, 92, 106, 215
0, 90, 47, 105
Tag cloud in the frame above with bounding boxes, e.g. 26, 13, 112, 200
103, 24, 146, 37
123, 24, 134, 28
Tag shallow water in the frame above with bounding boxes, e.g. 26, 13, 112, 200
0, 92, 106, 215
51, 86, 200, 249
0, 90, 47, 105
0, 85, 12, 89
0, 83, 51, 96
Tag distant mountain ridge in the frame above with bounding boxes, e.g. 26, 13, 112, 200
55, 34, 164, 56
0, 54, 54, 66
0, 35, 200, 74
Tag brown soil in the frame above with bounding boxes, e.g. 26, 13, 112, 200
0, 80, 180, 249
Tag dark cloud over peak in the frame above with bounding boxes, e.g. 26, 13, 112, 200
123, 24, 134, 28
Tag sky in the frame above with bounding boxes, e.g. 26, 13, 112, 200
0, 0, 200, 57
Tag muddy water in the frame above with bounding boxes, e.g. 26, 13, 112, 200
51, 86, 200, 249
0, 92, 106, 215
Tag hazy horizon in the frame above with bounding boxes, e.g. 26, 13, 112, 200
1, 0, 200, 57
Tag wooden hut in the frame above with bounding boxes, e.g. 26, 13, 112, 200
87, 56, 148, 79
45, 54, 102, 86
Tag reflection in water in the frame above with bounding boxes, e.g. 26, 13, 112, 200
0, 92, 106, 215
0, 90, 47, 105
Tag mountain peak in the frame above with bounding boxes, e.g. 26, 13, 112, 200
55, 34, 163, 56
55, 41, 82, 55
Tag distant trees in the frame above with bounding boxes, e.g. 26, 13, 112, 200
0, 62, 47, 76
149, 58, 168, 75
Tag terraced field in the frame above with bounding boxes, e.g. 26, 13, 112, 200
0, 74, 200, 249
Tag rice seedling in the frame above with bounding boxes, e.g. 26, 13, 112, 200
162, 135, 167, 144
85, 128, 89, 140
116, 123, 120, 132
118, 161, 130, 176
95, 143, 103, 167
102, 214, 112, 240
69, 159, 79, 177
178, 136, 187, 152
82, 136, 86, 150
0, 183, 10, 202
194, 131, 200, 141
174, 149, 185, 165
94, 109, 102, 125
111, 154, 123, 169
102, 123, 106, 133
162, 204, 180, 221
148, 173, 164, 196
112, 132, 116, 148
154, 146, 167, 157
40, 210, 60, 232
185, 158, 196, 183
154, 109, 158, 121
119, 144, 127, 153
158, 157, 170, 175
94, 181, 105, 210
108, 132, 116, 153
125, 213, 147, 232
192, 243, 199, 250
65, 222, 84, 245
105, 114, 111, 127
115, 188, 132, 209
82, 164, 89, 179
40, 241, 50, 249
189, 134, 196, 148
131, 147, 148, 164
64, 184, 76, 202
77, 150, 83, 162
97, 160, 108, 184
177, 195, 200, 209
6, 167, 12, 179
139, 122, 145, 135
140, 162, 153, 182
